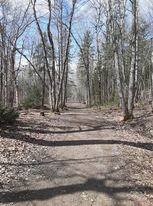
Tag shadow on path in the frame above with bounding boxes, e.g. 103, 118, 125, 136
1, 178, 152, 203
0, 131, 153, 151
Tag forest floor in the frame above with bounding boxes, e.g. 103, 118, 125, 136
0, 103, 153, 206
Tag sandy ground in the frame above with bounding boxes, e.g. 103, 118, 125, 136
0, 103, 153, 206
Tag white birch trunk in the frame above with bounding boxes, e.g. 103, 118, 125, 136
151, 39, 153, 112
128, 0, 137, 118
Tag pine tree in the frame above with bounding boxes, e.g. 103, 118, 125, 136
77, 31, 93, 106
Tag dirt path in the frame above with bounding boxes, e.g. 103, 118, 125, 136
0, 104, 153, 206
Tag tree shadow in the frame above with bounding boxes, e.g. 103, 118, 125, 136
1, 107, 153, 204
0, 178, 152, 203
0, 155, 122, 167
10, 125, 116, 134
0, 130, 153, 151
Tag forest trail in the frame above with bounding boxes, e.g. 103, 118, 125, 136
0, 104, 153, 206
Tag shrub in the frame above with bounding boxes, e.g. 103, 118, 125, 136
0, 105, 19, 124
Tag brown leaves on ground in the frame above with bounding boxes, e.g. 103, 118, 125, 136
0, 105, 152, 205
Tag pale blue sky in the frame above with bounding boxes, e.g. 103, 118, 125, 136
11, 0, 153, 67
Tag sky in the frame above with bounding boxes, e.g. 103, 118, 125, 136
11, 0, 152, 17
11, 0, 153, 29
10, 0, 153, 68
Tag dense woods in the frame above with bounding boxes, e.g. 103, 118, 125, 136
0, 0, 153, 120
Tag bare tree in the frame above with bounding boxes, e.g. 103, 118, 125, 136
0, 0, 32, 107
32, 0, 77, 112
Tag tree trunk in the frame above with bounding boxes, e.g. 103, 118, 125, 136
86, 67, 91, 107
63, 61, 69, 108
42, 66, 46, 108
151, 39, 153, 112
15, 81, 19, 108
114, 48, 128, 120
127, 0, 137, 119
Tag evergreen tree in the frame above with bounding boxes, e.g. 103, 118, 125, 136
77, 31, 93, 106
